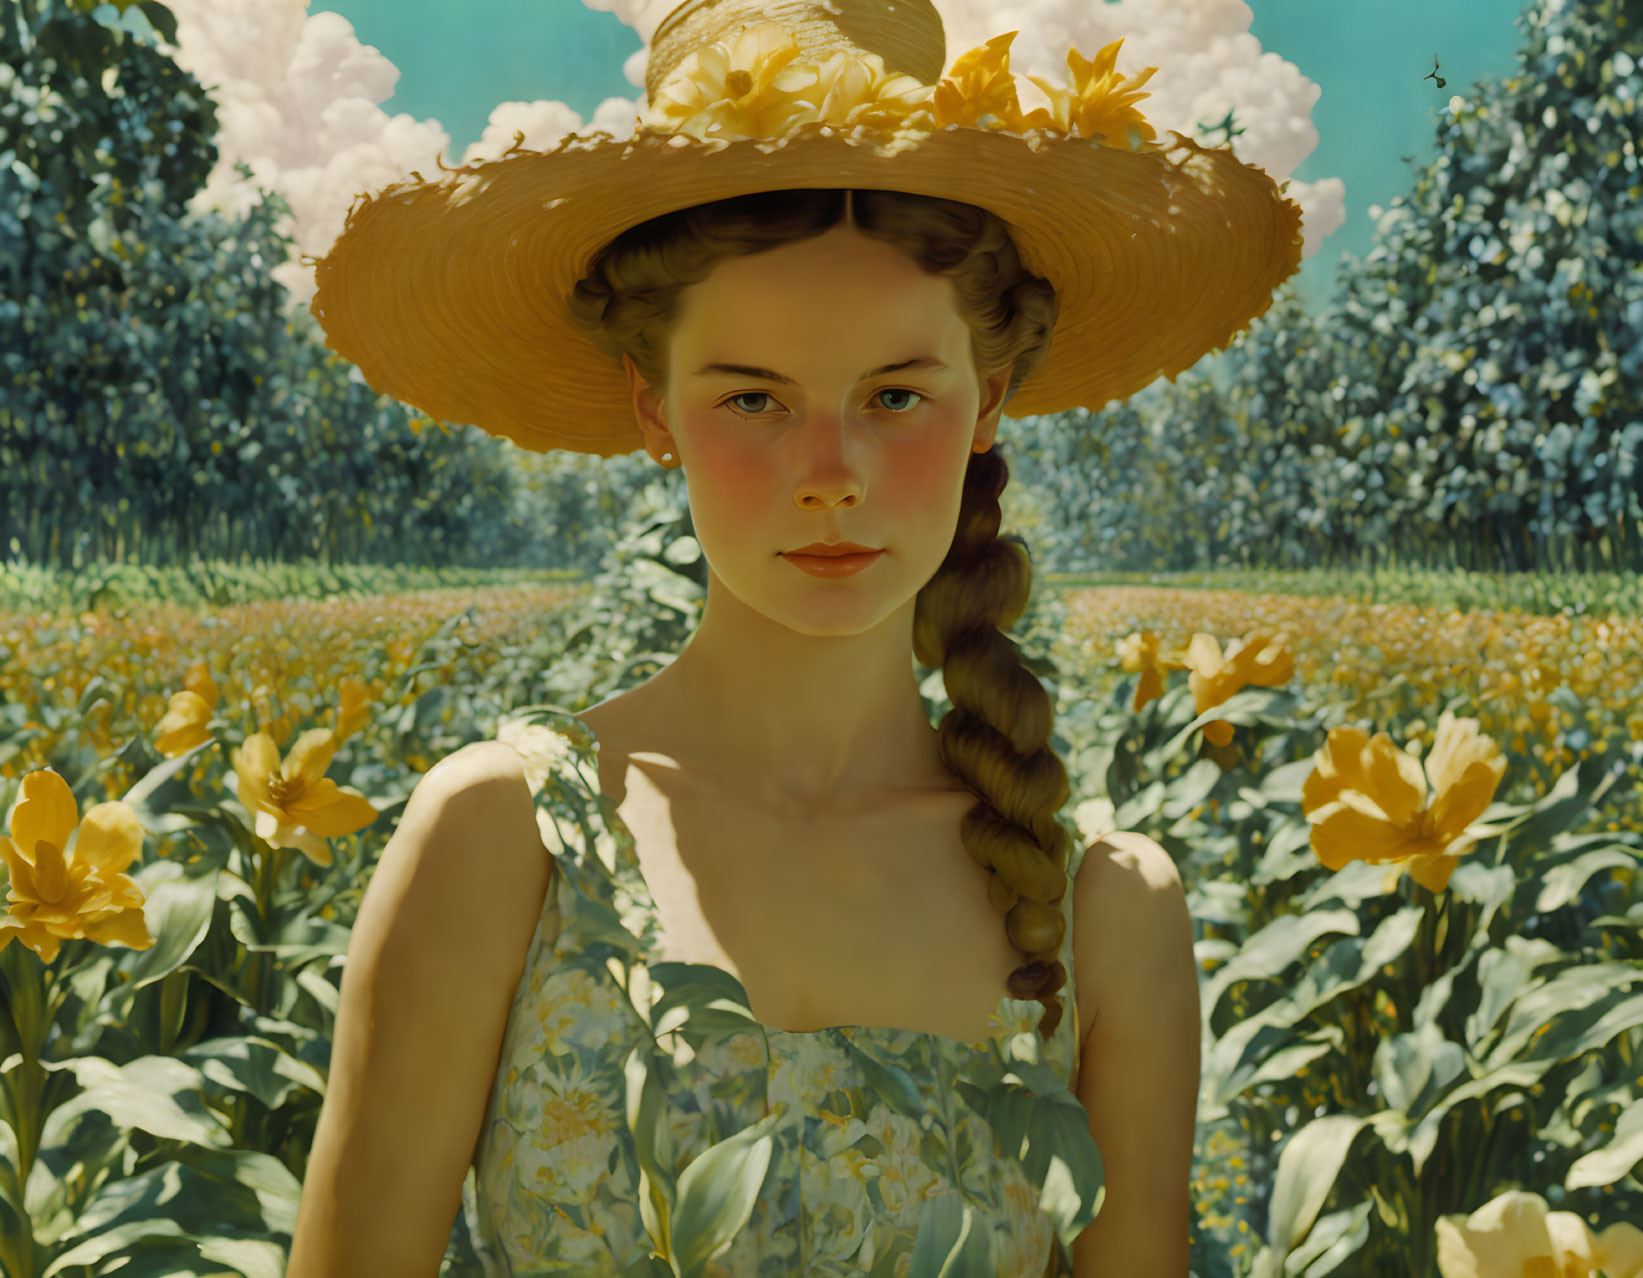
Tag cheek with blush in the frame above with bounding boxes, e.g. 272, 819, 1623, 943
881, 432, 971, 560
679, 428, 784, 553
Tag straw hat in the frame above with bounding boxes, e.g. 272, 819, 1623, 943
308, 0, 1306, 458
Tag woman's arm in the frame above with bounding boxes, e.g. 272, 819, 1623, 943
286, 743, 553, 1278
1072, 833, 1202, 1277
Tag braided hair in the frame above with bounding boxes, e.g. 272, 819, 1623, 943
566, 187, 1075, 1040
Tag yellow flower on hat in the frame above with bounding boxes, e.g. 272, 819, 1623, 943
639, 20, 934, 142
811, 47, 935, 133
638, 20, 1163, 152
929, 30, 1034, 131
1020, 37, 1162, 151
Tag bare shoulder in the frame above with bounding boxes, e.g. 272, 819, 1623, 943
404, 740, 554, 887
1072, 831, 1184, 949
424, 738, 533, 790
1070, 831, 1186, 1042
1081, 830, 1183, 894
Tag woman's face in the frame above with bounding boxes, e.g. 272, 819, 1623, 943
623, 221, 1012, 637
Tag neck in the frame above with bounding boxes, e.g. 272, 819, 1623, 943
639, 589, 960, 817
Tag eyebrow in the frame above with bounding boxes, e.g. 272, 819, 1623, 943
690, 357, 950, 384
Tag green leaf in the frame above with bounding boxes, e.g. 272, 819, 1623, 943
625, 1045, 678, 1265
1444, 861, 1517, 939
670, 1106, 783, 1278
1247, 821, 1317, 887
136, 0, 178, 44
1370, 1021, 1465, 1118
1532, 990, 1643, 1067
1404, 1061, 1550, 1174
1566, 1097, 1643, 1191
48, 1055, 227, 1148
953, 1063, 1104, 1249
1200, 908, 1360, 1021
178, 1035, 327, 1112
646, 961, 764, 1051
841, 1036, 928, 1123
1221, 906, 1421, 1050
1466, 945, 1536, 1052
110, 859, 217, 997
1286, 1199, 1374, 1276
625, 1258, 678, 1278
1160, 758, 1222, 818
1535, 847, 1637, 913
1507, 752, 1624, 852
53, 1144, 300, 1252
904, 1192, 997, 1278
1208, 1022, 1344, 1110
46, 1224, 285, 1278
1483, 963, 1643, 1071
563, 890, 646, 963
1265, 1114, 1371, 1256
117, 737, 219, 838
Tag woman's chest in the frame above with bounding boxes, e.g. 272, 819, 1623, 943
585, 726, 1041, 1047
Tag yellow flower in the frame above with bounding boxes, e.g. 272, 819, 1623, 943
153, 659, 220, 757
636, 21, 1163, 153
0, 769, 154, 963
1301, 710, 1506, 894
230, 728, 379, 868
1019, 37, 1162, 150
1436, 1188, 1643, 1278
639, 20, 932, 142
810, 46, 935, 133
334, 677, 371, 743
251, 682, 292, 749
929, 30, 1033, 131
539, 1081, 624, 1149
1180, 628, 1295, 747
1115, 628, 1192, 713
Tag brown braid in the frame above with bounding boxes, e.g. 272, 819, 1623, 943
565, 187, 1074, 1041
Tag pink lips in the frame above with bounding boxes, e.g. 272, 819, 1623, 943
781, 549, 884, 577
784, 541, 880, 557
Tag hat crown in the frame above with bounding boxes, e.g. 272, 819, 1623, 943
645, 0, 948, 104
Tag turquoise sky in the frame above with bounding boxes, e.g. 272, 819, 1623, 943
314, 0, 1533, 316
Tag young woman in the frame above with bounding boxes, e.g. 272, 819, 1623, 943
290, 1, 1303, 1274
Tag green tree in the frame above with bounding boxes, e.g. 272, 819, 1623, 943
1011, 0, 1642, 578
1257, 0, 1643, 573
0, 0, 537, 572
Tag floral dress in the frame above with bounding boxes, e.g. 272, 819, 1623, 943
462, 703, 1105, 1278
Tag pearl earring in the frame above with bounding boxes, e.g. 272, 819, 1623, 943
661, 451, 673, 463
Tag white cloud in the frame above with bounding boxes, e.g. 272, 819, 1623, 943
158, 0, 1344, 315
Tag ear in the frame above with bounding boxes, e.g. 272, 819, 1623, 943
972, 363, 1012, 452
623, 352, 677, 456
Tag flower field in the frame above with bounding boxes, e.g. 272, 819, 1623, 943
1, 572, 1640, 1277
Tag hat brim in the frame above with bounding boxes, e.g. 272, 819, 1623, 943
311, 121, 1304, 456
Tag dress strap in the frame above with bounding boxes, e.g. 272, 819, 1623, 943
493, 702, 648, 966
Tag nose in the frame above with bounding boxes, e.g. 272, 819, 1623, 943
790, 412, 866, 508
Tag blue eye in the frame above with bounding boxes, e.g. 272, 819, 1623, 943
722, 391, 777, 415
717, 388, 926, 417
874, 388, 923, 413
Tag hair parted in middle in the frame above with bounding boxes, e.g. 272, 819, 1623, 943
564, 186, 1079, 1041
